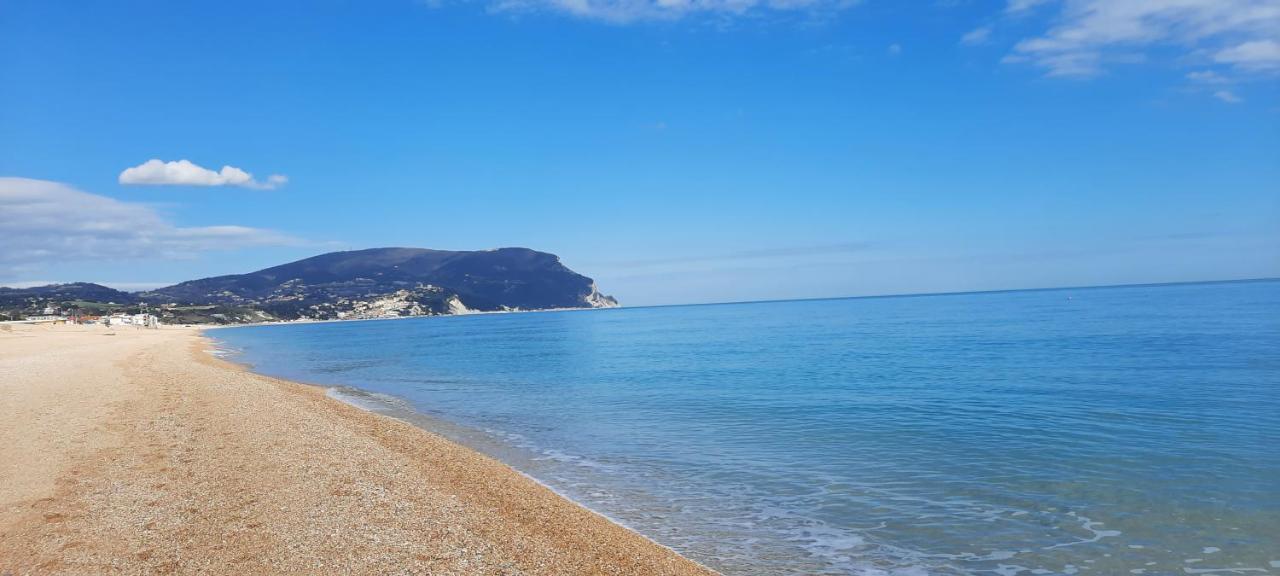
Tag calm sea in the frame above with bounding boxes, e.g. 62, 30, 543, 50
211, 280, 1280, 575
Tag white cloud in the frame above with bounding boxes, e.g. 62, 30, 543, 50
486, 0, 860, 23
1214, 39, 1280, 70
1006, 0, 1051, 13
119, 159, 288, 190
961, 26, 993, 45
0, 177, 301, 275
1003, 0, 1280, 77
887, 43, 902, 55
1186, 69, 1230, 83
1214, 89, 1243, 103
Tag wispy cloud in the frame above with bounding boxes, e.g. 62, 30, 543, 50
992, 0, 1280, 78
0, 177, 301, 275
1214, 39, 1280, 70
961, 25, 993, 46
1214, 89, 1244, 103
1186, 70, 1230, 83
119, 159, 288, 190
598, 242, 875, 268
1005, 0, 1051, 13
484, 0, 863, 23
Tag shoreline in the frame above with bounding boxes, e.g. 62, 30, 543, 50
318, 385, 673, 555
0, 323, 716, 575
203, 333, 694, 564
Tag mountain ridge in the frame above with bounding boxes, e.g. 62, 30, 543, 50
1, 247, 618, 323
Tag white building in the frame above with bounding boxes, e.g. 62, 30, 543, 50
23, 315, 66, 323
105, 313, 160, 328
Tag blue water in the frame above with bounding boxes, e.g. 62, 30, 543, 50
212, 280, 1280, 575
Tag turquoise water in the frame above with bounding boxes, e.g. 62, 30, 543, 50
212, 280, 1280, 575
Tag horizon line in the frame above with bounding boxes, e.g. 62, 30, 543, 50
616, 276, 1280, 311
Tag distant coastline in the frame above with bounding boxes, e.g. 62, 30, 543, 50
200, 303, 620, 330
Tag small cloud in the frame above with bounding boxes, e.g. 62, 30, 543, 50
1214, 39, 1280, 71
1186, 70, 1230, 84
887, 43, 902, 55
1214, 90, 1243, 103
961, 25, 992, 46
1014, 46, 1103, 77
119, 159, 288, 190
599, 242, 876, 268
1005, 0, 1049, 13
486, 0, 863, 23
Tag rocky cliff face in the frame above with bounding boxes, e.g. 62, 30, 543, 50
583, 282, 620, 309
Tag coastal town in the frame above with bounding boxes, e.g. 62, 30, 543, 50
1, 284, 475, 327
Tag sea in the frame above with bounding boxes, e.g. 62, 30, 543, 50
210, 279, 1280, 576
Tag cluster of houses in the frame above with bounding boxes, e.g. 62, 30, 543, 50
22, 306, 66, 323
102, 313, 162, 328
18, 306, 160, 328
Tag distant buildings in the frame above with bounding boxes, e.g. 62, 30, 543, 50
23, 314, 67, 323
2, 302, 161, 327
104, 313, 160, 328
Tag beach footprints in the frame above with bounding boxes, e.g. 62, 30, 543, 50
28, 497, 69, 524
41, 512, 66, 523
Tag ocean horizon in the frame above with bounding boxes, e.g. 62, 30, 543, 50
212, 279, 1280, 575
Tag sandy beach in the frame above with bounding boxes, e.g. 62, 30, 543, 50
0, 323, 716, 575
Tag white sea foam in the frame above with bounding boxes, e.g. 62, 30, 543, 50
203, 338, 242, 358
531, 448, 618, 473
1181, 567, 1269, 574
1043, 513, 1121, 550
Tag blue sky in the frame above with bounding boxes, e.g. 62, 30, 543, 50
1, 0, 1277, 305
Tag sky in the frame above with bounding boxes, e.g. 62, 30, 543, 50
1, 0, 1277, 306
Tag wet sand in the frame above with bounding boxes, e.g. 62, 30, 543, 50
0, 323, 716, 575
